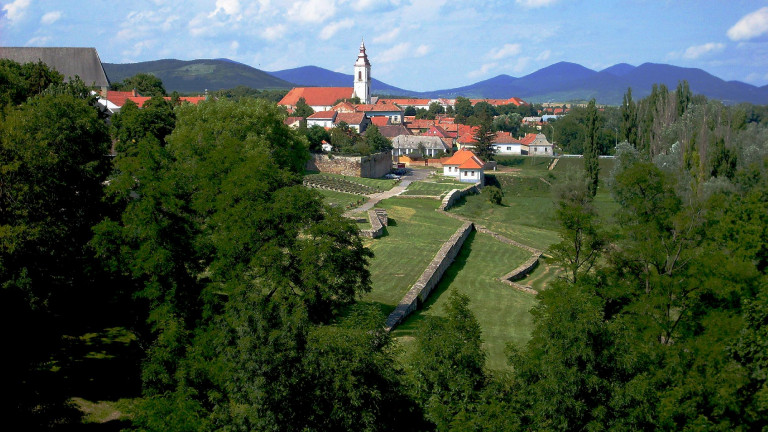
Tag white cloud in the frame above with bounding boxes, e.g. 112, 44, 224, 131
727, 7, 768, 41
515, 0, 558, 9
41, 11, 62, 25
536, 49, 551, 61
2, 0, 31, 22
211, 0, 241, 16
373, 27, 400, 43
262, 24, 286, 40
230, 40, 239, 51
26, 36, 51, 46
512, 56, 532, 73
468, 62, 497, 78
683, 42, 725, 60
320, 18, 353, 40
488, 43, 522, 60
377, 42, 429, 63
287, 0, 336, 23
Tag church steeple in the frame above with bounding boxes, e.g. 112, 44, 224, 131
353, 38, 371, 104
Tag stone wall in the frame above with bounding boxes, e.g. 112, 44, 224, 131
498, 253, 541, 295
307, 151, 392, 178
360, 208, 387, 239
439, 183, 481, 211
384, 222, 474, 331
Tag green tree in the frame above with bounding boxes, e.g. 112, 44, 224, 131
363, 124, 392, 153
584, 99, 600, 197
472, 117, 497, 161
410, 291, 486, 429
304, 124, 331, 152
454, 96, 473, 123
548, 181, 606, 283
483, 185, 503, 205
293, 96, 314, 118
403, 105, 416, 116
111, 96, 176, 152
1, 92, 110, 427
112, 73, 167, 96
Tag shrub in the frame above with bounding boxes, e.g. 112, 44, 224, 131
483, 185, 503, 205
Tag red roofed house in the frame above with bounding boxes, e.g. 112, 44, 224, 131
284, 116, 303, 129
492, 131, 527, 155
526, 133, 554, 155
307, 110, 337, 128
370, 116, 390, 127
442, 149, 485, 185
334, 112, 370, 132
279, 87, 355, 113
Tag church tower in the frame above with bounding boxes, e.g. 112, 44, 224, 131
353, 39, 371, 104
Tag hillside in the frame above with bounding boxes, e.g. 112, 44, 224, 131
103, 59, 294, 93
103, 58, 768, 105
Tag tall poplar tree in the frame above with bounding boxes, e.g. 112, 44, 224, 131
584, 98, 600, 197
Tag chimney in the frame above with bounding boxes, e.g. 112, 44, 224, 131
132, 88, 137, 97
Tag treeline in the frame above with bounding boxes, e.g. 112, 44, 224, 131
3, 58, 767, 430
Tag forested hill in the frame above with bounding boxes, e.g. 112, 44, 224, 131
104, 58, 766, 105
102, 59, 294, 93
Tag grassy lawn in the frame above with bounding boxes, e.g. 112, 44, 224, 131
361, 198, 463, 310
316, 189, 367, 210
305, 171, 399, 191
393, 231, 537, 371
401, 180, 463, 197
517, 255, 564, 292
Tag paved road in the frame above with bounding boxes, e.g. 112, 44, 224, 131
343, 168, 431, 216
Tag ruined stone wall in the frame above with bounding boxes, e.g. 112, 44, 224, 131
360, 209, 387, 239
385, 222, 474, 331
439, 183, 481, 211
307, 151, 392, 178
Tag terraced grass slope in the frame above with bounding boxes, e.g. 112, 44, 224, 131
304, 172, 398, 195
401, 178, 466, 197
360, 198, 463, 309
394, 231, 536, 371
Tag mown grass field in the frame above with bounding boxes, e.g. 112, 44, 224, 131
393, 231, 537, 371
361, 198, 463, 309
401, 180, 464, 197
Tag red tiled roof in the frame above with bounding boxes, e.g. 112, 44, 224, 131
519, 133, 537, 145
354, 102, 402, 112
126, 96, 205, 108
422, 125, 450, 138
279, 87, 353, 107
458, 132, 477, 144
370, 116, 389, 126
105, 90, 136, 107
378, 125, 411, 138
493, 131, 520, 144
459, 156, 484, 169
381, 98, 431, 106
332, 101, 357, 112
469, 97, 528, 106
308, 110, 337, 120
334, 112, 366, 125
284, 116, 303, 125
443, 149, 479, 165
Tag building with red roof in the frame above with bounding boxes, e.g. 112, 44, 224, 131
306, 110, 337, 129
334, 112, 370, 132
279, 87, 355, 113
442, 149, 485, 185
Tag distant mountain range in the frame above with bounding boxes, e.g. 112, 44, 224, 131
103, 59, 767, 105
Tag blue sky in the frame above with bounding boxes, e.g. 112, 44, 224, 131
2, 0, 767, 91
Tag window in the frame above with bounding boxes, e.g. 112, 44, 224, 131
358, 71, 362, 80
506, 146, 511, 151
471, 171, 475, 176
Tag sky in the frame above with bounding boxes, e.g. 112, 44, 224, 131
1, 0, 768, 92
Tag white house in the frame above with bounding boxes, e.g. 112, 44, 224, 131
307, 111, 337, 128
527, 133, 554, 155
491, 131, 527, 155
442, 149, 485, 185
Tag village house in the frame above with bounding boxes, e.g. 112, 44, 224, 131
492, 131, 528, 155
391, 135, 451, 158
442, 149, 485, 185
524, 133, 554, 155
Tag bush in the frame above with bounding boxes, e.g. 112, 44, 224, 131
483, 185, 503, 205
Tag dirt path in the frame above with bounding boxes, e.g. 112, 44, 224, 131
343, 168, 431, 216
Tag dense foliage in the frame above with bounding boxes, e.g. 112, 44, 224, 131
3, 58, 768, 431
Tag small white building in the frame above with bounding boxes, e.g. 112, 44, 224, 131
307, 111, 337, 129
492, 132, 527, 155
442, 149, 485, 185
527, 133, 554, 155
391, 135, 450, 158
